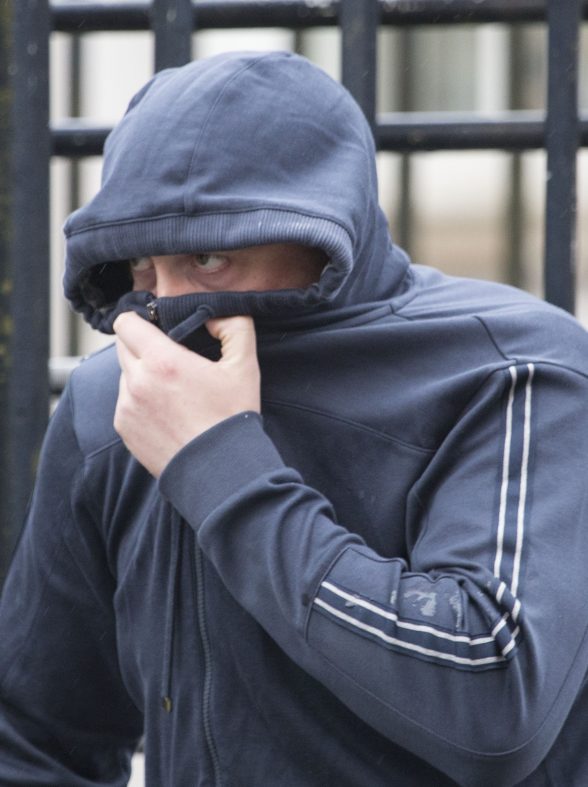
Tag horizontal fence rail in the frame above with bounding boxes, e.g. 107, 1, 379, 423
52, 112, 588, 157
50, 0, 588, 32
379, 112, 588, 152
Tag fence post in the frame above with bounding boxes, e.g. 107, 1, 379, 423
544, 0, 580, 312
340, 0, 379, 131
0, 0, 50, 584
152, 0, 194, 72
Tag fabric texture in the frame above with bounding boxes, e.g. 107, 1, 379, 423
1, 51, 588, 786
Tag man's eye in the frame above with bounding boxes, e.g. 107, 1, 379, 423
192, 253, 227, 272
130, 256, 153, 272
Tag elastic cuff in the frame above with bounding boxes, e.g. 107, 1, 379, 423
159, 411, 285, 526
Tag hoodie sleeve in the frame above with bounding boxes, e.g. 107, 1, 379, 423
160, 360, 588, 786
0, 386, 142, 786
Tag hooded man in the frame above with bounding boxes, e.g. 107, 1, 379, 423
1, 51, 588, 786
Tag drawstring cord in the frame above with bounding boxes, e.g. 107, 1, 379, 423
101, 293, 215, 342
161, 510, 184, 713
168, 304, 215, 344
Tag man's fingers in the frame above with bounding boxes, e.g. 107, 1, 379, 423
115, 335, 134, 376
206, 316, 257, 363
113, 311, 170, 358
114, 311, 257, 373
114, 313, 261, 475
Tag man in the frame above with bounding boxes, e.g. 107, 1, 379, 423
1, 50, 588, 786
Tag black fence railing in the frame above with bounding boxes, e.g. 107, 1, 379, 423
48, 0, 588, 30
53, 110, 588, 157
0, 0, 584, 581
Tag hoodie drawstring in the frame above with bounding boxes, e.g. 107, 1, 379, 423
168, 304, 215, 344
161, 509, 184, 713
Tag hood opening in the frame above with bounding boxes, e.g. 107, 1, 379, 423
68, 208, 356, 334
63, 51, 408, 335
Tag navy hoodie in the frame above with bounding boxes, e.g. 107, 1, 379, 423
1, 51, 588, 786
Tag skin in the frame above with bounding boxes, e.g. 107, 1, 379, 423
114, 243, 325, 477
128, 243, 326, 297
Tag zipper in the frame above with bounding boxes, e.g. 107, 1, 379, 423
146, 298, 159, 325
191, 533, 222, 785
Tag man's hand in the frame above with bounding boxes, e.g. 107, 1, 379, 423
114, 312, 261, 477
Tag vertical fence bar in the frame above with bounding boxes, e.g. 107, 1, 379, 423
544, 0, 580, 312
506, 25, 525, 289
152, 0, 194, 72
67, 33, 83, 356
0, 0, 11, 583
340, 0, 379, 131
0, 0, 50, 584
396, 28, 416, 251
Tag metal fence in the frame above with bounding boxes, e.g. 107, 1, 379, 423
0, 0, 585, 581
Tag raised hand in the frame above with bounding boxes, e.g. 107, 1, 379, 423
114, 312, 260, 477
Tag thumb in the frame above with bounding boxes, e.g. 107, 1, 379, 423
206, 316, 258, 363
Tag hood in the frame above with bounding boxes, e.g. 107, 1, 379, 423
63, 51, 409, 337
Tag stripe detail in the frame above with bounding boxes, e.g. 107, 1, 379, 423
317, 582, 506, 647
494, 367, 517, 578
315, 581, 520, 668
322, 581, 497, 645
511, 364, 534, 596
494, 363, 534, 595
314, 598, 506, 667
312, 364, 535, 671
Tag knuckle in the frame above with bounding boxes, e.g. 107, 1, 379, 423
154, 357, 178, 380
146, 347, 181, 380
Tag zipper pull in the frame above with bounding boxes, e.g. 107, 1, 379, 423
146, 298, 159, 325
